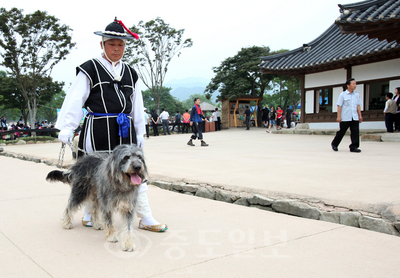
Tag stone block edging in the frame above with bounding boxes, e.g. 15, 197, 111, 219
150, 180, 400, 237
0, 149, 72, 168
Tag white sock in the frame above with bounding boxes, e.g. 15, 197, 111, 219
141, 216, 166, 229
83, 210, 91, 222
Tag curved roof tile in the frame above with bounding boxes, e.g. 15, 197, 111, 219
259, 23, 400, 73
336, 0, 400, 24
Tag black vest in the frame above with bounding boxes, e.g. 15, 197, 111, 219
77, 59, 139, 154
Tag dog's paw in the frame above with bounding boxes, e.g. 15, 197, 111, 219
122, 243, 136, 252
93, 223, 104, 230
61, 220, 74, 229
106, 235, 119, 243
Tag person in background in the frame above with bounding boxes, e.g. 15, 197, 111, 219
151, 110, 159, 136
394, 87, 400, 131
331, 78, 363, 153
187, 98, 209, 146
244, 106, 251, 130
291, 111, 298, 127
212, 108, 221, 131
1, 116, 6, 131
285, 106, 293, 128
262, 106, 269, 128
171, 111, 181, 133
18, 116, 24, 128
276, 106, 283, 130
182, 109, 191, 133
266, 106, 277, 133
383, 92, 396, 133
159, 108, 171, 135
144, 107, 150, 138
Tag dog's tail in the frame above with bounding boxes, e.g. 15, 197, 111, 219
46, 170, 70, 184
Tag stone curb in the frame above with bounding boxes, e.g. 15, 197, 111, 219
1, 149, 399, 237
0, 149, 71, 169
272, 129, 389, 136
150, 179, 400, 237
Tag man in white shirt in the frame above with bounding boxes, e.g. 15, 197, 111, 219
159, 108, 171, 135
331, 78, 363, 153
212, 108, 221, 131
143, 107, 150, 138
383, 93, 397, 132
56, 18, 167, 232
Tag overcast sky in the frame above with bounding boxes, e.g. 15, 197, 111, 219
2, 0, 354, 88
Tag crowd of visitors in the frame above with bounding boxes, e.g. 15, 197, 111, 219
264, 106, 298, 133
143, 105, 221, 138
0, 116, 57, 140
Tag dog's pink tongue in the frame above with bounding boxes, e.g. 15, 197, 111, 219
130, 174, 142, 185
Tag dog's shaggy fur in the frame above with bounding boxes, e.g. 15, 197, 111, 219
46, 144, 147, 252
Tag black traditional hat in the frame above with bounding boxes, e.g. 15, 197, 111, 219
94, 18, 139, 40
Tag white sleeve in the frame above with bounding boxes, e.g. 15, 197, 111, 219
55, 72, 90, 131
131, 81, 145, 137
336, 93, 344, 107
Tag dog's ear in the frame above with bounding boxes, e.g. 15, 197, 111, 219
110, 153, 124, 186
107, 156, 118, 188
141, 154, 148, 179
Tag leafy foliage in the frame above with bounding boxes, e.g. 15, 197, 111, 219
37, 90, 66, 124
205, 46, 281, 100
124, 17, 193, 113
205, 46, 301, 124
142, 87, 185, 115
0, 70, 63, 125
269, 76, 301, 111
0, 8, 75, 126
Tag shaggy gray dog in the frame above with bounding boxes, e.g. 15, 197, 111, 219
46, 144, 147, 252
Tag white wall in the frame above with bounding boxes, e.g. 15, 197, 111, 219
305, 90, 314, 113
332, 87, 343, 112
352, 58, 400, 82
356, 84, 364, 110
305, 69, 347, 88
389, 79, 400, 93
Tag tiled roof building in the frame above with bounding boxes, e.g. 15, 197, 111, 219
259, 23, 400, 75
259, 0, 400, 128
336, 0, 400, 43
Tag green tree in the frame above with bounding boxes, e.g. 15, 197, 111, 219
142, 87, 185, 115
263, 76, 301, 112
0, 8, 75, 127
0, 71, 64, 126
205, 46, 287, 125
0, 72, 28, 123
0, 70, 21, 121
37, 90, 66, 124
124, 17, 193, 114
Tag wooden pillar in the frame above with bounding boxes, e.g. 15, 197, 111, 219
254, 100, 258, 127
234, 99, 239, 127
346, 65, 352, 80
300, 74, 306, 123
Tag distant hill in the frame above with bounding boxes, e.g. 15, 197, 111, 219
164, 77, 215, 101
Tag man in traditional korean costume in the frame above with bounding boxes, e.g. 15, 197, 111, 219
56, 18, 167, 232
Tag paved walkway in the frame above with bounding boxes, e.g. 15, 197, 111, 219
0, 128, 399, 277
